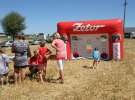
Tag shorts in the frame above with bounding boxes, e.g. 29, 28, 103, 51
94, 57, 100, 61
57, 59, 64, 71
56, 56, 65, 60
0, 72, 8, 77
14, 65, 28, 69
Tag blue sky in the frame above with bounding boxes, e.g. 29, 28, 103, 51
0, 0, 134, 34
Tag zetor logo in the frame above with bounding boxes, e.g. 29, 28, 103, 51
73, 23, 105, 32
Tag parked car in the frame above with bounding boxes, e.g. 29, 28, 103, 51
5, 40, 13, 47
31, 40, 41, 45
124, 32, 135, 39
130, 32, 135, 38
124, 33, 131, 38
0, 40, 13, 47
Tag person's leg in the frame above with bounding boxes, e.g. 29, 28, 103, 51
38, 70, 44, 83
18, 69, 22, 84
5, 73, 9, 85
0, 76, 4, 87
29, 65, 37, 79
14, 68, 19, 84
59, 70, 64, 83
29, 66, 33, 79
57, 60, 64, 84
20, 67, 26, 82
96, 61, 98, 66
43, 63, 47, 79
14, 73, 18, 84
98, 60, 100, 64
93, 60, 96, 67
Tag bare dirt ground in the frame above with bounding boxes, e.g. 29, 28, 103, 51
0, 39, 135, 100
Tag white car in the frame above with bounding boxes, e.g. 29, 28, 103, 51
3, 40, 13, 47
31, 40, 41, 45
130, 32, 135, 38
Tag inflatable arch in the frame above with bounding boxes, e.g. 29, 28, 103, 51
57, 19, 124, 60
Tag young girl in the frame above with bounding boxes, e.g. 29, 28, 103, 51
92, 48, 100, 68
29, 50, 44, 83
0, 48, 9, 86
38, 41, 51, 79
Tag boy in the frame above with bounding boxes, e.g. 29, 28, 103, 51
92, 48, 100, 68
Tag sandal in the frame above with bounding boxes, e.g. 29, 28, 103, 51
56, 77, 61, 80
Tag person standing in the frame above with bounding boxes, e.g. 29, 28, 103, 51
12, 35, 31, 84
51, 32, 66, 84
0, 48, 9, 86
92, 48, 100, 68
38, 41, 51, 79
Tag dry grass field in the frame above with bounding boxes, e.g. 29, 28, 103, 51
0, 39, 135, 100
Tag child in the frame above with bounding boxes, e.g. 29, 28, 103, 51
28, 50, 44, 83
38, 41, 51, 79
0, 48, 9, 86
92, 48, 100, 68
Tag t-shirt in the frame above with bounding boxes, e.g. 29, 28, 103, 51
0, 54, 9, 75
12, 40, 29, 67
92, 50, 100, 61
13, 40, 28, 55
38, 47, 49, 57
52, 39, 65, 59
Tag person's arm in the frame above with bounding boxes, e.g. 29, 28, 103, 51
51, 43, 57, 50
11, 43, 15, 53
92, 51, 94, 58
46, 48, 52, 55
27, 45, 31, 58
51, 39, 59, 50
3, 55, 9, 67
45, 49, 52, 59
98, 51, 101, 60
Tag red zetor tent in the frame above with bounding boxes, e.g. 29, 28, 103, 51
57, 19, 124, 60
